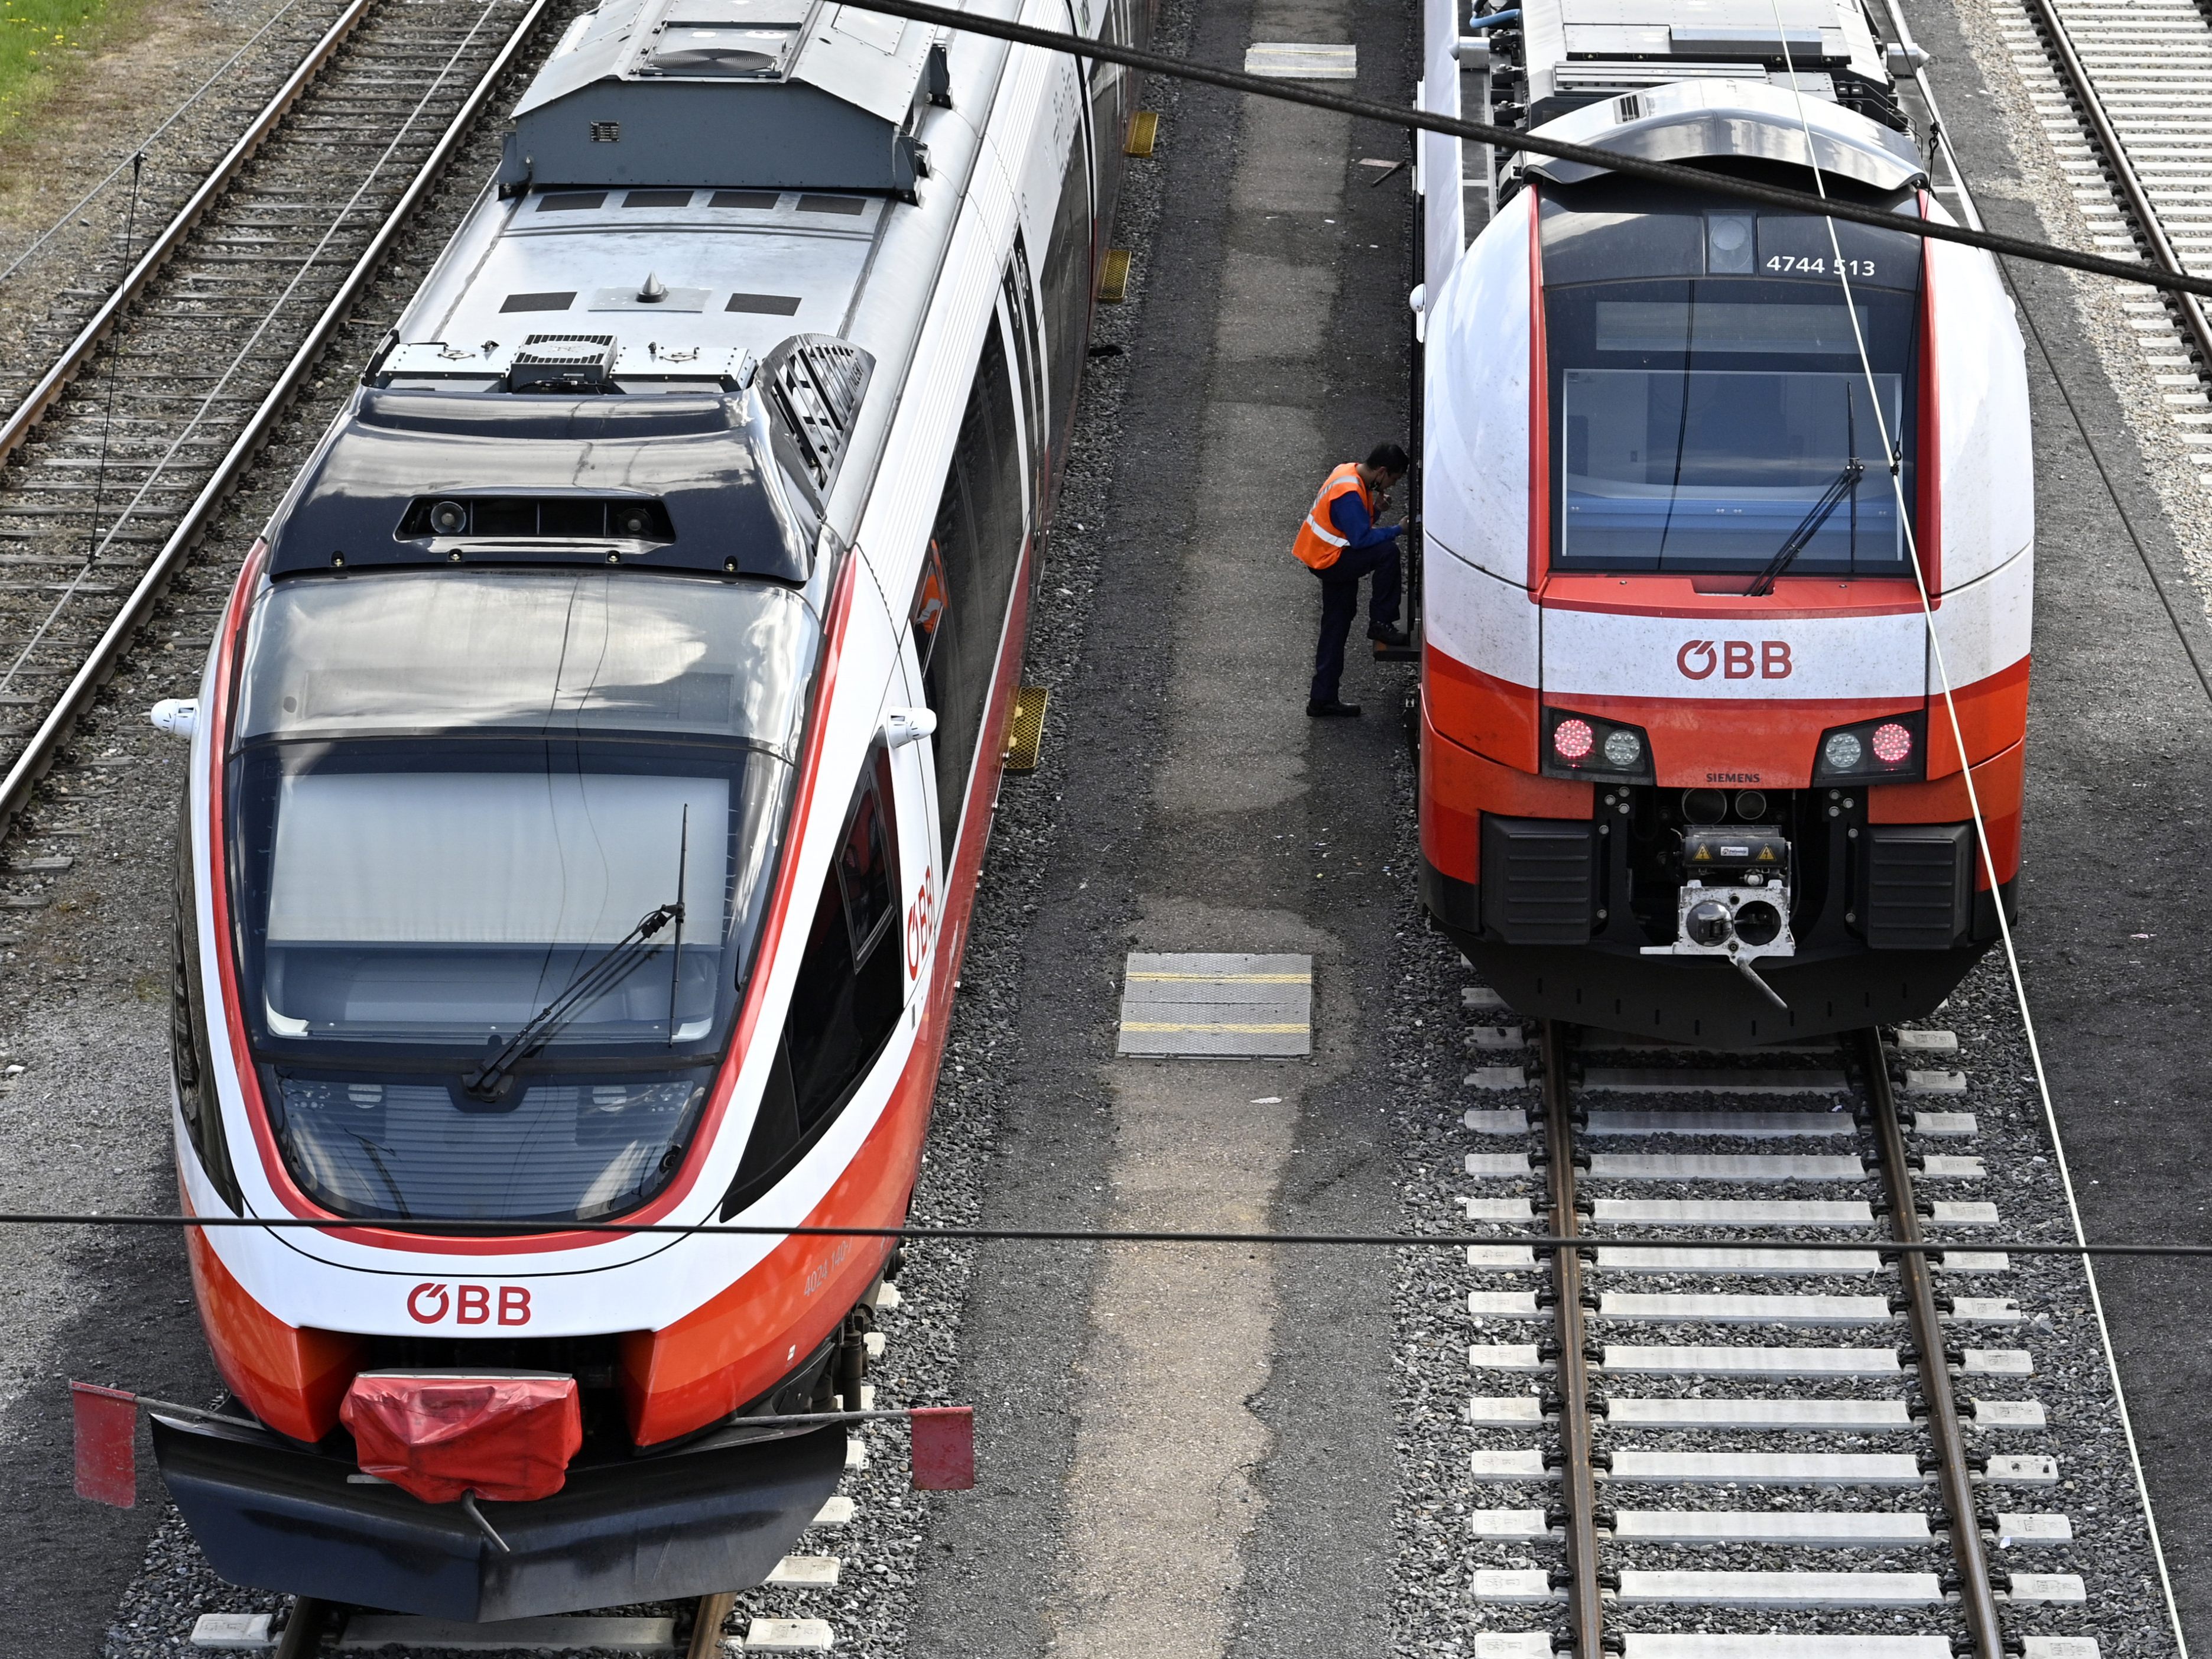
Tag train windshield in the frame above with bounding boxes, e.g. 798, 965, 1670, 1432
223, 570, 816, 1222
1541, 189, 1924, 577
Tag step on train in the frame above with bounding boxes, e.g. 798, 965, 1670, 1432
1411, 0, 2032, 1044
151, 0, 1148, 1621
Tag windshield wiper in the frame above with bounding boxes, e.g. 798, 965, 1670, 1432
463, 900, 683, 1100
1745, 457, 1866, 596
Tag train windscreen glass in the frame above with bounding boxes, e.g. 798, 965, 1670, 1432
223, 570, 817, 1222
1541, 190, 1923, 577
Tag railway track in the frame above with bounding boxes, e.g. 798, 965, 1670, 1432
1460, 1000, 2103, 1658
0, 0, 558, 843
1997, 0, 2212, 430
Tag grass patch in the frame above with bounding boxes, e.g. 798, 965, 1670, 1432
0, 0, 137, 145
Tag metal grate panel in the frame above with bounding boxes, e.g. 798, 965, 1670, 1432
1862, 825, 1968, 951
1117, 953, 1313, 1057
1097, 248, 1132, 303
1243, 41, 1357, 79
1002, 686, 1049, 772
1480, 816, 1593, 944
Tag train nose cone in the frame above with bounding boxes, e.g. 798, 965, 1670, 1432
1685, 900, 1733, 947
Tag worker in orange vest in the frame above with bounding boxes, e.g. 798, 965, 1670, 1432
1294, 441, 1411, 717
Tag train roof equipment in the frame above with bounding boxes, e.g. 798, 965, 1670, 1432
1502, 0, 1909, 133
1515, 77, 1927, 190
498, 0, 946, 198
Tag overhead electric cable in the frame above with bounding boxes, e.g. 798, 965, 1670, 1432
849, 0, 2212, 301
13, 1211, 2212, 1259
1764, 17, 2188, 1652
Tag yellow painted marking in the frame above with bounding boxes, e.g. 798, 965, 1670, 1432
1125, 110, 1159, 156
1098, 247, 1132, 303
1120, 1021, 1310, 1034
1126, 972, 1311, 982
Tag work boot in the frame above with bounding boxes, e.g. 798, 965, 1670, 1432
1367, 624, 1412, 649
1307, 699, 1362, 718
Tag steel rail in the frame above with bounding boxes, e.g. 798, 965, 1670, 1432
0, 0, 554, 844
1539, 1021, 1605, 1659
0, 0, 378, 464
1859, 1027, 2004, 1659
2020, 0, 2212, 371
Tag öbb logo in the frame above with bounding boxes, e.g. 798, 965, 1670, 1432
407, 1282, 532, 1326
1677, 639, 1793, 681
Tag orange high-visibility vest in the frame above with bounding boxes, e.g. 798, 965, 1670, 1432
1292, 463, 1373, 572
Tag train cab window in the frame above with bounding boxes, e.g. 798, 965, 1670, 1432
786, 744, 902, 1127
722, 746, 903, 1215
225, 569, 817, 1226
1540, 184, 1924, 578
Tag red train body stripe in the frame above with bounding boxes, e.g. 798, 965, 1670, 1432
1425, 648, 1540, 771
1869, 736, 2025, 888
1420, 702, 1593, 884
179, 1186, 363, 1442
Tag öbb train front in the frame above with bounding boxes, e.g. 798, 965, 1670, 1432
1416, 67, 2031, 1044
152, 0, 1146, 1621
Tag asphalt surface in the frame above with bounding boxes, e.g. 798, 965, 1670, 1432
1898, 0, 2212, 1644
903, 0, 1418, 1647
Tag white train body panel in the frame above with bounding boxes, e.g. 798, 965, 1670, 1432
1414, 50, 2034, 1046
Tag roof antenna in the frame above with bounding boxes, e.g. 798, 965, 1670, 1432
638, 272, 668, 303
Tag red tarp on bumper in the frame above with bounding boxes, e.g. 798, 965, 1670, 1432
340, 1372, 582, 1504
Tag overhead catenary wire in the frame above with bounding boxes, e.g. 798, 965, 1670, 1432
14, 1211, 2212, 1259
846, 0, 2212, 302
0, 0, 317, 294
0, 0, 516, 700
81, 152, 145, 576
1765, 17, 2188, 1652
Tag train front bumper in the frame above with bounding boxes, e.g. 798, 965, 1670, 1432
152, 1409, 844, 1623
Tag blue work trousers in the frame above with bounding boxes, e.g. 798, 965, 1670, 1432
1310, 541, 1403, 704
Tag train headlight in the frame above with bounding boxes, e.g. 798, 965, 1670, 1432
1813, 710, 1926, 784
429, 499, 468, 535
1542, 707, 1654, 783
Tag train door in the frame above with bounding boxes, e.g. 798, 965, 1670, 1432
907, 298, 1026, 875
1037, 33, 1094, 495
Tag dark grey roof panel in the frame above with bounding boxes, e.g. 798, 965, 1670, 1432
268, 389, 818, 582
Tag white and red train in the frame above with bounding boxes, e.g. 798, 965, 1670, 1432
1413, 0, 2031, 1044
152, 0, 1148, 1621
